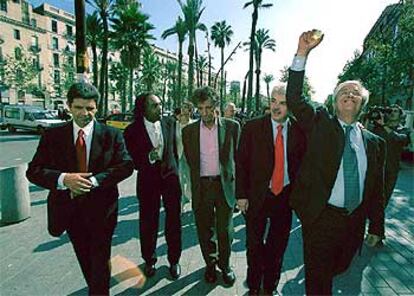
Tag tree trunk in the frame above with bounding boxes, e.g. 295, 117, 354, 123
255, 49, 262, 112
266, 82, 270, 107
92, 44, 98, 88
247, 7, 258, 108
220, 47, 225, 113
206, 32, 212, 87
195, 36, 200, 88
177, 41, 183, 107
241, 70, 249, 113
187, 34, 195, 102
99, 12, 109, 117
128, 67, 133, 111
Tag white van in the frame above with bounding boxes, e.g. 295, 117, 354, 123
3, 105, 66, 133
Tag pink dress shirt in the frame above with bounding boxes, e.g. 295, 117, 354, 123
200, 119, 220, 176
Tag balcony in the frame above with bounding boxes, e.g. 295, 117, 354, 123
29, 45, 42, 53
64, 32, 75, 41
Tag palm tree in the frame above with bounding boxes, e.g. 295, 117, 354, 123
109, 62, 128, 112
211, 20, 233, 112
197, 55, 208, 87
163, 61, 178, 109
243, 0, 273, 110
253, 28, 276, 111
111, 2, 154, 110
162, 16, 187, 107
86, 12, 102, 88
177, 0, 207, 101
140, 48, 161, 92
86, 0, 114, 116
263, 73, 274, 106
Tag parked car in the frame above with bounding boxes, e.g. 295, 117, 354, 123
3, 105, 66, 133
105, 113, 133, 130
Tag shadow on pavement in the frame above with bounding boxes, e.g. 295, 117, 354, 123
33, 234, 70, 252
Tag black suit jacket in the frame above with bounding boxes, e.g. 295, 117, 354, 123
286, 69, 386, 236
26, 121, 134, 237
236, 114, 306, 216
123, 116, 180, 197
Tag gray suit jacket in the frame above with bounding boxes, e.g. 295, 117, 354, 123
182, 117, 240, 209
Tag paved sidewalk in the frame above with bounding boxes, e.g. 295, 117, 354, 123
1, 162, 413, 296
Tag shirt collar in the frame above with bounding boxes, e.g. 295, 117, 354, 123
337, 118, 358, 130
200, 117, 218, 130
271, 117, 289, 130
73, 119, 94, 137
144, 117, 160, 129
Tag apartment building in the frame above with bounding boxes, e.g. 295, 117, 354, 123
0, 0, 76, 107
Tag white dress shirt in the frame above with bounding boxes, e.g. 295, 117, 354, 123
144, 117, 164, 163
57, 120, 98, 189
328, 120, 367, 207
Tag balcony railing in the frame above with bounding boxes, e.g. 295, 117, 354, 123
29, 45, 42, 53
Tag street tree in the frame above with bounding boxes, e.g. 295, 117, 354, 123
263, 73, 274, 106
161, 16, 188, 107
211, 20, 233, 111
86, 11, 102, 88
140, 47, 161, 93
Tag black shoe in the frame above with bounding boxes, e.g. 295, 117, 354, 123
204, 265, 217, 283
144, 263, 156, 277
248, 289, 260, 296
221, 267, 236, 286
169, 263, 181, 280
263, 289, 277, 296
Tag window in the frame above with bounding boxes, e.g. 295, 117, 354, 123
31, 35, 38, 47
21, 1, 29, 24
31, 18, 37, 27
66, 25, 73, 37
54, 70, 60, 84
0, 1, 7, 12
24, 112, 33, 121
0, 47, 3, 63
5, 108, 20, 119
53, 53, 59, 67
52, 37, 59, 50
51, 20, 58, 33
14, 47, 22, 60
14, 29, 21, 40
67, 56, 74, 67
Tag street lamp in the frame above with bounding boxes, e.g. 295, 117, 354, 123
74, 0, 89, 81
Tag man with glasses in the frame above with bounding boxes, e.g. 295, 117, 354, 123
286, 30, 386, 295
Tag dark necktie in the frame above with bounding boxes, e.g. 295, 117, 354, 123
76, 129, 87, 172
271, 125, 284, 196
343, 125, 360, 212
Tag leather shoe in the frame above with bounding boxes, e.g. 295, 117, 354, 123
204, 265, 217, 283
263, 289, 276, 295
169, 263, 181, 279
221, 267, 236, 286
248, 289, 260, 296
144, 263, 156, 277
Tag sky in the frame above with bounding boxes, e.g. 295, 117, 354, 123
29, 0, 400, 102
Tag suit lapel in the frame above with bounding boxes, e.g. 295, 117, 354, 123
194, 120, 201, 175
89, 121, 103, 173
218, 117, 226, 164
264, 115, 274, 164
62, 122, 77, 172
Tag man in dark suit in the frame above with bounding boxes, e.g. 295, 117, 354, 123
236, 85, 306, 296
26, 82, 134, 295
182, 87, 240, 286
286, 30, 386, 295
123, 93, 182, 279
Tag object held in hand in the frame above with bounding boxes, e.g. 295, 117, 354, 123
311, 30, 323, 40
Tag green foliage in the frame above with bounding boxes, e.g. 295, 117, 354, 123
280, 65, 315, 99
3, 47, 40, 97
140, 48, 161, 92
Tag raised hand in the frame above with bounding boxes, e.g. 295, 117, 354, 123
296, 29, 324, 57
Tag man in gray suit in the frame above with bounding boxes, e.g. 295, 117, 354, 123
182, 86, 240, 286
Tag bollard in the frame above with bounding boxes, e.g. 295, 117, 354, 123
0, 164, 31, 223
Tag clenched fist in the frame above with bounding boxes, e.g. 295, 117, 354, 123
296, 29, 324, 57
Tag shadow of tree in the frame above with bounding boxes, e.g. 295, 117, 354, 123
33, 234, 70, 252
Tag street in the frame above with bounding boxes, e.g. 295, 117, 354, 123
0, 131, 413, 295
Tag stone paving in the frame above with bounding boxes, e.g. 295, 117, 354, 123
0, 162, 413, 296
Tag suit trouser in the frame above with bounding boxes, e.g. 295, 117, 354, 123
67, 204, 116, 296
193, 178, 233, 270
138, 173, 182, 265
246, 188, 292, 291
302, 205, 365, 295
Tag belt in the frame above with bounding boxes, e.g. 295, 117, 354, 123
200, 175, 221, 182
326, 204, 349, 215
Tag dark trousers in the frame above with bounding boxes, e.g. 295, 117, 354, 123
246, 188, 292, 291
302, 205, 365, 295
193, 178, 234, 270
67, 205, 117, 296
138, 173, 182, 265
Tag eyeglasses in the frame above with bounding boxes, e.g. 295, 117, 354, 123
337, 89, 362, 98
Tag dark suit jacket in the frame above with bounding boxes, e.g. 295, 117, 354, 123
236, 114, 306, 217
182, 117, 240, 209
286, 69, 386, 236
26, 121, 134, 237
123, 116, 180, 197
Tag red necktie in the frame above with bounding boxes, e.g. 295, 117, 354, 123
76, 129, 87, 172
271, 125, 284, 196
